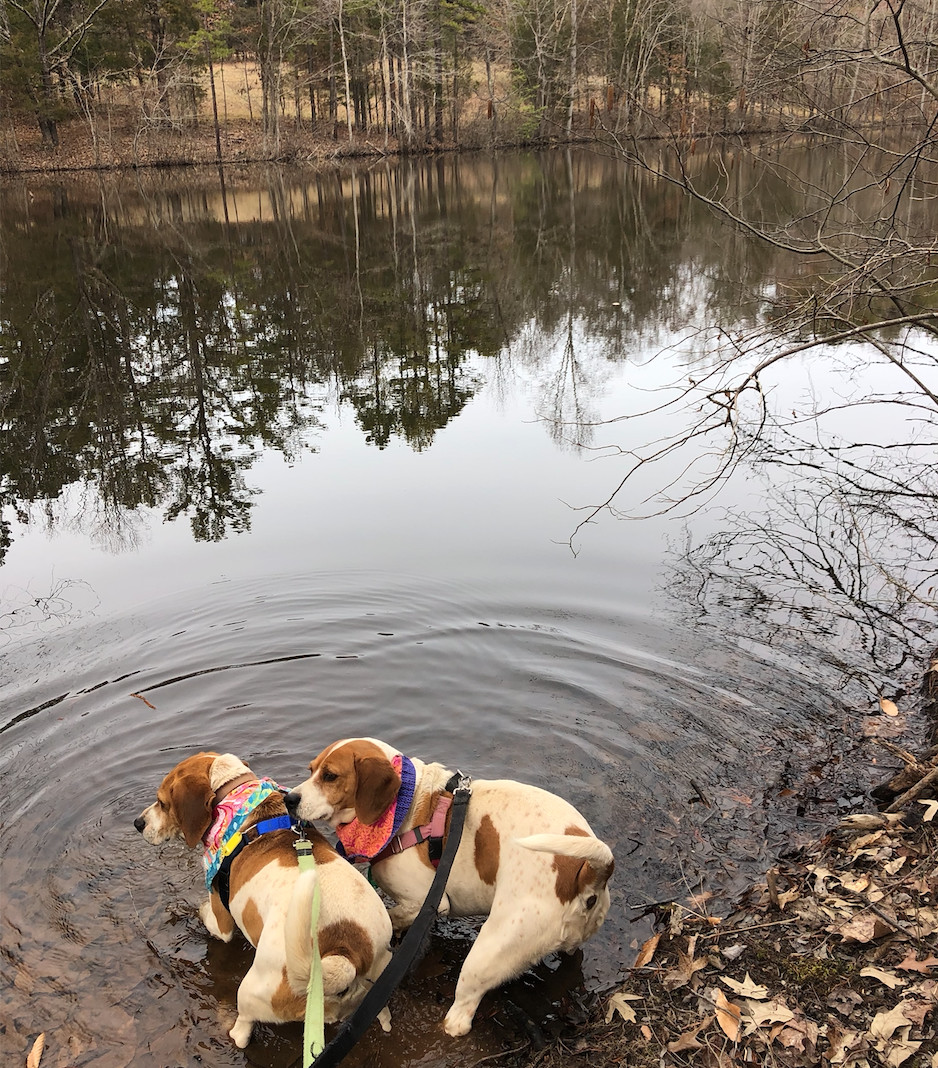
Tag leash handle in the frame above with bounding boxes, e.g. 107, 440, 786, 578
295, 839, 325, 1066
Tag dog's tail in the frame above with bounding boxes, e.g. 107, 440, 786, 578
514, 833, 614, 875
285, 867, 357, 997
515, 833, 614, 944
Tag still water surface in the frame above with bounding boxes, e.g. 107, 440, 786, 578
1, 147, 935, 1067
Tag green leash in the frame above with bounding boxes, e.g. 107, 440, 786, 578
294, 839, 325, 1066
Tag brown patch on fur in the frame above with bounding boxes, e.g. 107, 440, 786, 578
553, 825, 597, 904
320, 919, 374, 976
272, 967, 307, 1022
208, 889, 236, 939
162, 752, 218, 847
474, 814, 500, 885
240, 897, 263, 947
312, 740, 401, 825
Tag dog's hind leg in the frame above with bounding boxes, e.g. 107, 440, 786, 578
443, 910, 554, 1037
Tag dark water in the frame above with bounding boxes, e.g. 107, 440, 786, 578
1, 147, 935, 1068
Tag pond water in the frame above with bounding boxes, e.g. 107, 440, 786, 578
1, 146, 935, 1068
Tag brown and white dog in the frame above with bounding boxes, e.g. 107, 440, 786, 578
134, 752, 393, 1048
284, 738, 614, 1036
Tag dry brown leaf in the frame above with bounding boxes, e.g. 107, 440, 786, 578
827, 1023, 867, 1066
861, 966, 906, 989
871, 1003, 915, 1042
26, 1034, 45, 1068
714, 989, 741, 1041
721, 972, 769, 999
663, 936, 708, 991
640, 1024, 652, 1040
896, 950, 938, 973
776, 888, 801, 909
918, 799, 938, 822
666, 1016, 713, 1053
776, 1016, 819, 1052
836, 912, 893, 943
910, 907, 938, 936
879, 697, 900, 717
605, 991, 639, 1024
742, 997, 795, 1031
633, 932, 661, 969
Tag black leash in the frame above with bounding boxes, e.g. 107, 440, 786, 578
309, 773, 472, 1068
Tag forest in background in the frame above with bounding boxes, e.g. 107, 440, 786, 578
2, 0, 938, 167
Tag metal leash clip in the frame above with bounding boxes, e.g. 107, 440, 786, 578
452, 771, 472, 799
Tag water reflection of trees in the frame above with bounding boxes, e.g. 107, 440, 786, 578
2, 150, 769, 563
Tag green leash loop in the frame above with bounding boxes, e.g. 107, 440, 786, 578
295, 839, 325, 1066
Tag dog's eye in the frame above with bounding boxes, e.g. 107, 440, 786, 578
320, 769, 338, 783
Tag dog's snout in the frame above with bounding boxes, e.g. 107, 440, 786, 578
134, 815, 146, 833
284, 790, 301, 815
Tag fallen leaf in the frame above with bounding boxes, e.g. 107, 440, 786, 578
605, 991, 638, 1024
743, 997, 795, 1030
721, 972, 769, 999
640, 1024, 652, 1040
633, 932, 661, 969
918, 799, 938, 822
827, 1023, 867, 1065
667, 1016, 712, 1053
839, 872, 871, 892
879, 697, 900, 716
27, 1034, 45, 1068
714, 989, 741, 1041
687, 890, 713, 909
663, 935, 708, 991
896, 950, 938, 973
776, 1015, 819, 1052
835, 913, 893, 943
871, 1003, 915, 1042
861, 966, 907, 989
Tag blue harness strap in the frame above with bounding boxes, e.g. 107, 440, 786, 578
213, 815, 294, 913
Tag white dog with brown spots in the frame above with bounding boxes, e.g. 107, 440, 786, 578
134, 751, 393, 1048
284, 738, 614, 1037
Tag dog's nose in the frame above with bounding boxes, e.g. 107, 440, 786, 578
133, 816, 145, 833
284, 790, 301, 815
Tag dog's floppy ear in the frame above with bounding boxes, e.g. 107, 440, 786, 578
168, 754, 217, 847
354, 755, 401, 825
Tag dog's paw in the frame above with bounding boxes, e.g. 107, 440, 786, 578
229, 1017, 253, 1048
443, 1008, 473, 1037
387, 904, 419, 933
377, 1006, 392, 1033
199, 898, 234, 942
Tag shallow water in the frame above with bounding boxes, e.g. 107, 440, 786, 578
1, 148, 934, 1067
